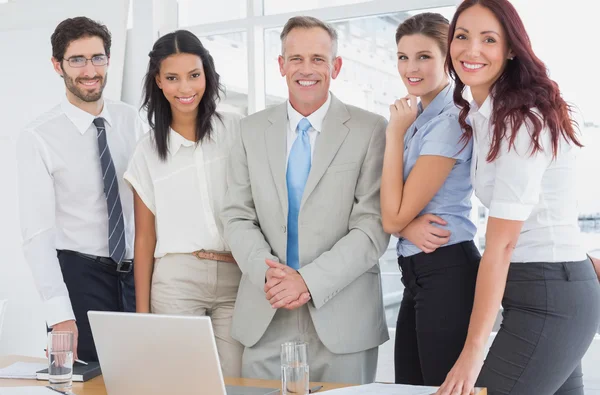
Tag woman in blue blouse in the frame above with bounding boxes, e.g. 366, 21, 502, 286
380, 12, 480, 386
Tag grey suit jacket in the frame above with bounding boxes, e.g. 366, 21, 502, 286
221, 94, 390, 354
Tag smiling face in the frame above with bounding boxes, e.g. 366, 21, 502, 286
450, 4, 514, 105
278, 27, 342, 116
52, 36, 109, 104
155, 52, 206, 119
397, 33, 448, 106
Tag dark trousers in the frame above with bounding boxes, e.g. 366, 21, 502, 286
55, 250, 136, 362
394, 240, 481, 386
476, 260, 600, 395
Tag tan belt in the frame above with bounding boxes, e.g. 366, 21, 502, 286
192, 249, 237, 264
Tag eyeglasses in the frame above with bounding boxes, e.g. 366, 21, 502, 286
64, 55, 109, 68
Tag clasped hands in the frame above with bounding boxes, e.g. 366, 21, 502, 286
264, 259, 311, 310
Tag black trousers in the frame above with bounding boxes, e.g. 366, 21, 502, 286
394, 240, 481, 386
55, 250, 136, 362
476, 260, 600, 395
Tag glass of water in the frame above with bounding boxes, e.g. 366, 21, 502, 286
281, 341, 309, 395
47, 331, 74, 393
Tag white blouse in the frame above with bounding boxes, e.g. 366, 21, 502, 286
469, 96, 586, 263
124, 112, 241, 258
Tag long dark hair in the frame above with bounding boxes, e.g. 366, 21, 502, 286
142, 30, 223, 160
447, 0, 582, 161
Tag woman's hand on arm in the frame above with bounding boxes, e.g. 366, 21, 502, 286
397, 214, 451, 253
133, 191, 157, 313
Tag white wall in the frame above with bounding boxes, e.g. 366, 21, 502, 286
0, 0, 129, 357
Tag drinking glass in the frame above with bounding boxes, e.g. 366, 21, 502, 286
281, 341, 309, 395
47, 331, 74, 393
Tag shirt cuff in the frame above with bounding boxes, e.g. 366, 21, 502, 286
45, 296, 76, 328
489, 200, 533, 221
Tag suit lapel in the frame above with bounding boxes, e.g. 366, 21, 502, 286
265, 103, 289, 216
301, 95, 351, 208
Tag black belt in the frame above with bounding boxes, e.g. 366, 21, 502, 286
60, 250, 133, 273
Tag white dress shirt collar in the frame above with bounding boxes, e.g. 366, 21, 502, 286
287, 92, 332, 134
60, 96, 114, 135
469, 93, 493, 120
168, 128, 196, 156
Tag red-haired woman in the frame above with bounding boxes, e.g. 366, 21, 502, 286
436, 1, 600, 394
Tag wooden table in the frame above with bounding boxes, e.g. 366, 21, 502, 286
0, 355, 487, 394
0, 355, 349, 394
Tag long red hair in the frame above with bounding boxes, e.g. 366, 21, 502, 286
446, 0, 582, 161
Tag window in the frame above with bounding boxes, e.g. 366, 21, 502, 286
178, 0, 246, 27
264, 0, 371, 15
198, 32, 249, 115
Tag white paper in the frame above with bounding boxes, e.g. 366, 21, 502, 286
0, 362, 48, 379
0, 387, 59, 395
322, 383, 438, 395
322, 383, 486, 395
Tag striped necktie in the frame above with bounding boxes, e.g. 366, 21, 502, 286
93, 117, 126, 263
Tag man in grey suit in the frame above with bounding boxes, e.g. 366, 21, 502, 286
221, 16, 390, 384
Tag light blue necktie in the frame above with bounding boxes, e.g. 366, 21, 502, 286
286, 118, 312, 270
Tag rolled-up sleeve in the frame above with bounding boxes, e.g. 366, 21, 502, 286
419, 114, 472, 162
488, 123, 552, 221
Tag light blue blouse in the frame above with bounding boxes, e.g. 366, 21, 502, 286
396, 84, 477, 257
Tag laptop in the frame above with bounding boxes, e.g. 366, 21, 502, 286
88, 311, 278, 395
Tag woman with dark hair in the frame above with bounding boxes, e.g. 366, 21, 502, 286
436, 1, 600, 394
123, 30, 243, 376
381, 12, 481, 386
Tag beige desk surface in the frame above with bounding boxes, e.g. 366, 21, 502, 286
0, 355, 487, 394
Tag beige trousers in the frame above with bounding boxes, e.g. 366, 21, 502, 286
151, 253, 243, 377
241, 304, 378, 384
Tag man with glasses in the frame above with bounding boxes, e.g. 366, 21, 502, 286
16, 17, 143, 361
